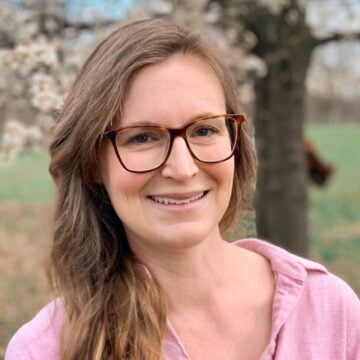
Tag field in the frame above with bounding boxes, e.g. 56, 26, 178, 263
0, 123, 359, 356
306, 123, 360, 293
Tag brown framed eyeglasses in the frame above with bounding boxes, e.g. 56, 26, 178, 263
103, 114, 245, 173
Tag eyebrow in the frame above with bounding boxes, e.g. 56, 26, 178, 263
121, 112, 219, 128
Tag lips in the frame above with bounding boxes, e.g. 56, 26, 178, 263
148, 191, 207, 205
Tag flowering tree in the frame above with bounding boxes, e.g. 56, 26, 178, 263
0, 0, 115, 162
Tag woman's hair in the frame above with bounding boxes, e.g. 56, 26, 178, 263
49, 18, 256, 360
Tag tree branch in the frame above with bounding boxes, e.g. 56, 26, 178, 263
315, 31, 360, 46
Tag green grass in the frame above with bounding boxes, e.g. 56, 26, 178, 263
306, 123, 360, 292
0, 151, 54, 204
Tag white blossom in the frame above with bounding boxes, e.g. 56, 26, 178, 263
25, 125, 43, 144
0, 119, 27, 163
37, 114, 56, 132
0, 120, 46, 164
239, 82, 255, 105
242, 31, 258, 49
29, 73, 57, 95
0, 50, 17, 71
2, 42, 59, 76
285, 9, 300, 25
257, 0, 288, 15
241, 55, 268, 78
146, 0, 173, 15
59, 73, 76, 95
18, 42, 58, 70
205, 3, 221, 24
31, 90, 63, 113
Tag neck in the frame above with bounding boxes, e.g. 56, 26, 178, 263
129, 228, 241, 310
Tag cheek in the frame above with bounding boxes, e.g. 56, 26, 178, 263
214, 159, 235, 216
100, 149, 152, 211
201, 158, 234, 214
104, 169, 151, 204
210, 158, 235, 191
99, 146, 149, 201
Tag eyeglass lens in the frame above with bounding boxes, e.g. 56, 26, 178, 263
115, 116, 237, 172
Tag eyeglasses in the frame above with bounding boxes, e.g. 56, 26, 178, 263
103, 114, 245, 173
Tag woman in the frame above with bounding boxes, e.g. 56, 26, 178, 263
6, 19, 359, 360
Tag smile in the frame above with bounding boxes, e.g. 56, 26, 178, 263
149, 192, 206, 205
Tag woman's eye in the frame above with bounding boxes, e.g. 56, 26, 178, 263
193, 127, 217, 137
120, 133, 156, 147
132, 133, 151, 144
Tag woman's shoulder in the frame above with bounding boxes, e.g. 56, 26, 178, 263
234, 238, 359, 315
235, 238, 350, 285
234, 238, 360, 358
5, 298, 64, 360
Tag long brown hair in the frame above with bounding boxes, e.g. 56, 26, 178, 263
49, 18, 256, 360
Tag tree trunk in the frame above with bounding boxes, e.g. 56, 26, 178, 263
255, 58, 307, 255
254, 41, 313, 256
211, 0, 320, 255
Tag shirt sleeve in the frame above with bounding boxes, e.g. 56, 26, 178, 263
345, 283, 360, 358
4, 300, 63, 360
5, 337, 35, 360
4, 324, 60, 360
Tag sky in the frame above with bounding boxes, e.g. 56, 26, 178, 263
65, 0, 134, 22
307, 0, 360, 37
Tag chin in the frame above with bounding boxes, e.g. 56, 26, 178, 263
155, 223, 219, 250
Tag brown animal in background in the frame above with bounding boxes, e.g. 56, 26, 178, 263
304, 138, 334, 186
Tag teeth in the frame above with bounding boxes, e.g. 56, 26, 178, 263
151, 192, 204, 205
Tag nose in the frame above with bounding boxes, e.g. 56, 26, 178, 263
161, 137, 199, 180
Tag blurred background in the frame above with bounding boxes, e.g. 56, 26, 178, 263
0, 0, 359, 356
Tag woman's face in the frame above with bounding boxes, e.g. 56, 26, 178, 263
99, 54, 234, 256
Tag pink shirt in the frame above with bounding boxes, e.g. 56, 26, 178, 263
5, 239, 360, 359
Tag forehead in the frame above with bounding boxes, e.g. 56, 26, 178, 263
119, 54, 226, 127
